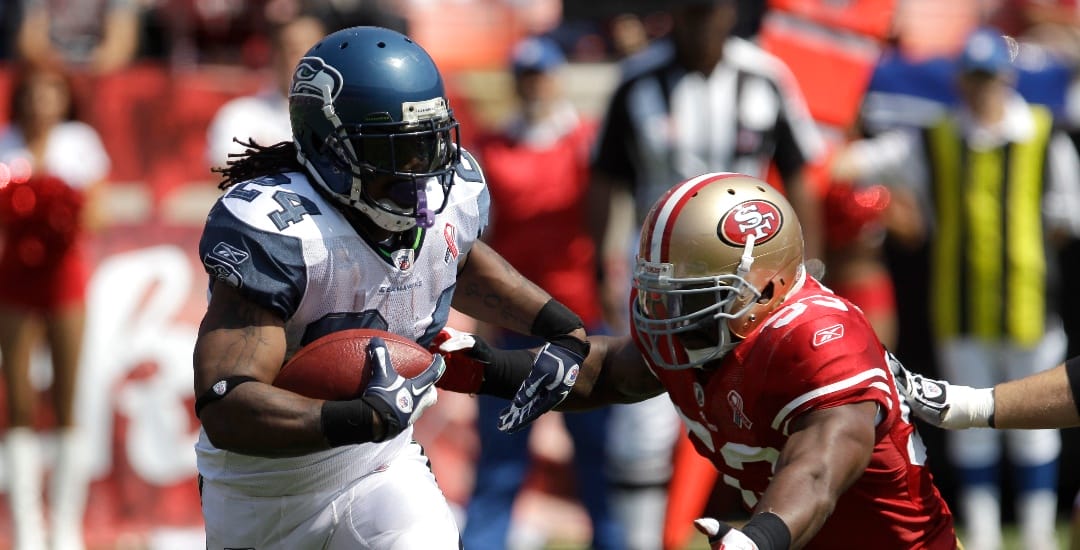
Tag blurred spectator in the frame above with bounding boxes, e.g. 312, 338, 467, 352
205, 14, 326, 170
0, 2, 24, 60
297, 0, 409, 34
732, 0, 765, 38
833, 26, 1080, 550
587, 3, 826, 546
986, 0, 1080, 66
15, 0, 140, 75
819, 119, 901, 350
465, 36, 623, 550
0, 63, 110, 550
609, 13, 650, 59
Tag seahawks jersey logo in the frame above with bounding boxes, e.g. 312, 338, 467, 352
291, 57, 343, 103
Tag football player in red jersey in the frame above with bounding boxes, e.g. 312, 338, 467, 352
433, 172, 959, 549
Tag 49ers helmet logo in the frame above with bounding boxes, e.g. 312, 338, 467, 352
717, 200, 783, 246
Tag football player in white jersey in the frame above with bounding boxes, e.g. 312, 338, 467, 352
191, 26, 590, 549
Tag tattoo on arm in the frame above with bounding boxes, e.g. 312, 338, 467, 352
195, 284, 286, 391
459, 249, 547, 330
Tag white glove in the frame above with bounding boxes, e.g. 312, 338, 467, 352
694, 518, 760, 550
887, 351, 996, 429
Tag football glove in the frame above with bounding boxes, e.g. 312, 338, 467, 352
361, 336, 446, 441
497, 335, 585, 433
888, 351, 996, 429
428, 327, 491, 394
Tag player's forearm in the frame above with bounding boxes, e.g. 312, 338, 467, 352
993, 359, 1080, 429
759, 404, 876, 548
199, 383, 332, 456
753, 462, 840, 549
560, 335, 663, 409
454, 241, 561, 336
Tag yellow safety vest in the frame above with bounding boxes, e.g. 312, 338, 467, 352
923, 105, 1055, 345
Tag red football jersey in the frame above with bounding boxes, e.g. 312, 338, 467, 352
633, 276, 956, 549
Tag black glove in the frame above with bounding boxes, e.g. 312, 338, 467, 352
361, 336, 446, 441
497, 335, 586, 433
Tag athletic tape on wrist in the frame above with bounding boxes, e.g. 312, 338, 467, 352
194, 376, 257, 417
1066, 356, 1080, 418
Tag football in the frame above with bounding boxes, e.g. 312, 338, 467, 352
273, 328, 434, 401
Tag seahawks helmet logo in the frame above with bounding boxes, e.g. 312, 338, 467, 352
291, 57, 343, 103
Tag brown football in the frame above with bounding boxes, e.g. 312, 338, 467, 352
273, 328, 433, 401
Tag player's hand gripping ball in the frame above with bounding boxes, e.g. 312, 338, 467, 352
273, 328, 436, 400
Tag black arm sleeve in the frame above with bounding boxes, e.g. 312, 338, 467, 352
1066, 356, 1080, 417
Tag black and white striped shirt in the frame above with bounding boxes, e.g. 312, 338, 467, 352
592, 36, 825, 223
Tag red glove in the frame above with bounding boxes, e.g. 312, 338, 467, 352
428, 327, 492, 394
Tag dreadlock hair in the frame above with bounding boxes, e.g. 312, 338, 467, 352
214, 138, 305, 190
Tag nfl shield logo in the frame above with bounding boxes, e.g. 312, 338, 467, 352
391, 249, 415, 271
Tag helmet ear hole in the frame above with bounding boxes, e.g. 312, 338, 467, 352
757, 282, 775, 304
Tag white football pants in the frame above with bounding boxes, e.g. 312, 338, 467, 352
201, 441, 460, 550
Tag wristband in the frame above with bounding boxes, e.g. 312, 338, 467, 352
1066, 356, 1080, 418
530, 299, 584, 340
321, 399, 379, 446
479, 349, 535, 399
742, 512, 792, 550
194, 375, 257, 417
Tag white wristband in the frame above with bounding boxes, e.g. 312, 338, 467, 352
943, 386, 996, 429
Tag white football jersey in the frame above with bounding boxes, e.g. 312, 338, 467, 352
194, 150, 488, 491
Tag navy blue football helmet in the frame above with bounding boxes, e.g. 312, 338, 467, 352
289, 26, 460, 231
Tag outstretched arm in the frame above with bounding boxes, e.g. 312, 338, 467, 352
453, 241, 592, 431
892, 353, 1080, 429
694, 401, 878, 550
994, 362, 1080, 429
756, 402, 877, 549
454, 240, 586, 343
431, 331, 664, 409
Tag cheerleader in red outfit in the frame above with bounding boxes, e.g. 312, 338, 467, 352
0, 65, 108, 550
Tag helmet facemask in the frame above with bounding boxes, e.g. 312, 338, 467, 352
288, 28, 463, 233
630, 172, 807, 371
632, 236, 762, 370
317, 97, 460, 232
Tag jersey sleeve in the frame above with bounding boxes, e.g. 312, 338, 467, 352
455, 147, 491, 240
199, 199, 307, 320
762, 310, 895, 436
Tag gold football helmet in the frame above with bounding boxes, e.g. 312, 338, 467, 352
632, 173, 805, 370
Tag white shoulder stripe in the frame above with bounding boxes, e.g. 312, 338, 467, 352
771, 367, 890, 434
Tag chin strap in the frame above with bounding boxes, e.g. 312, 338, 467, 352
736, 233, 756, 279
